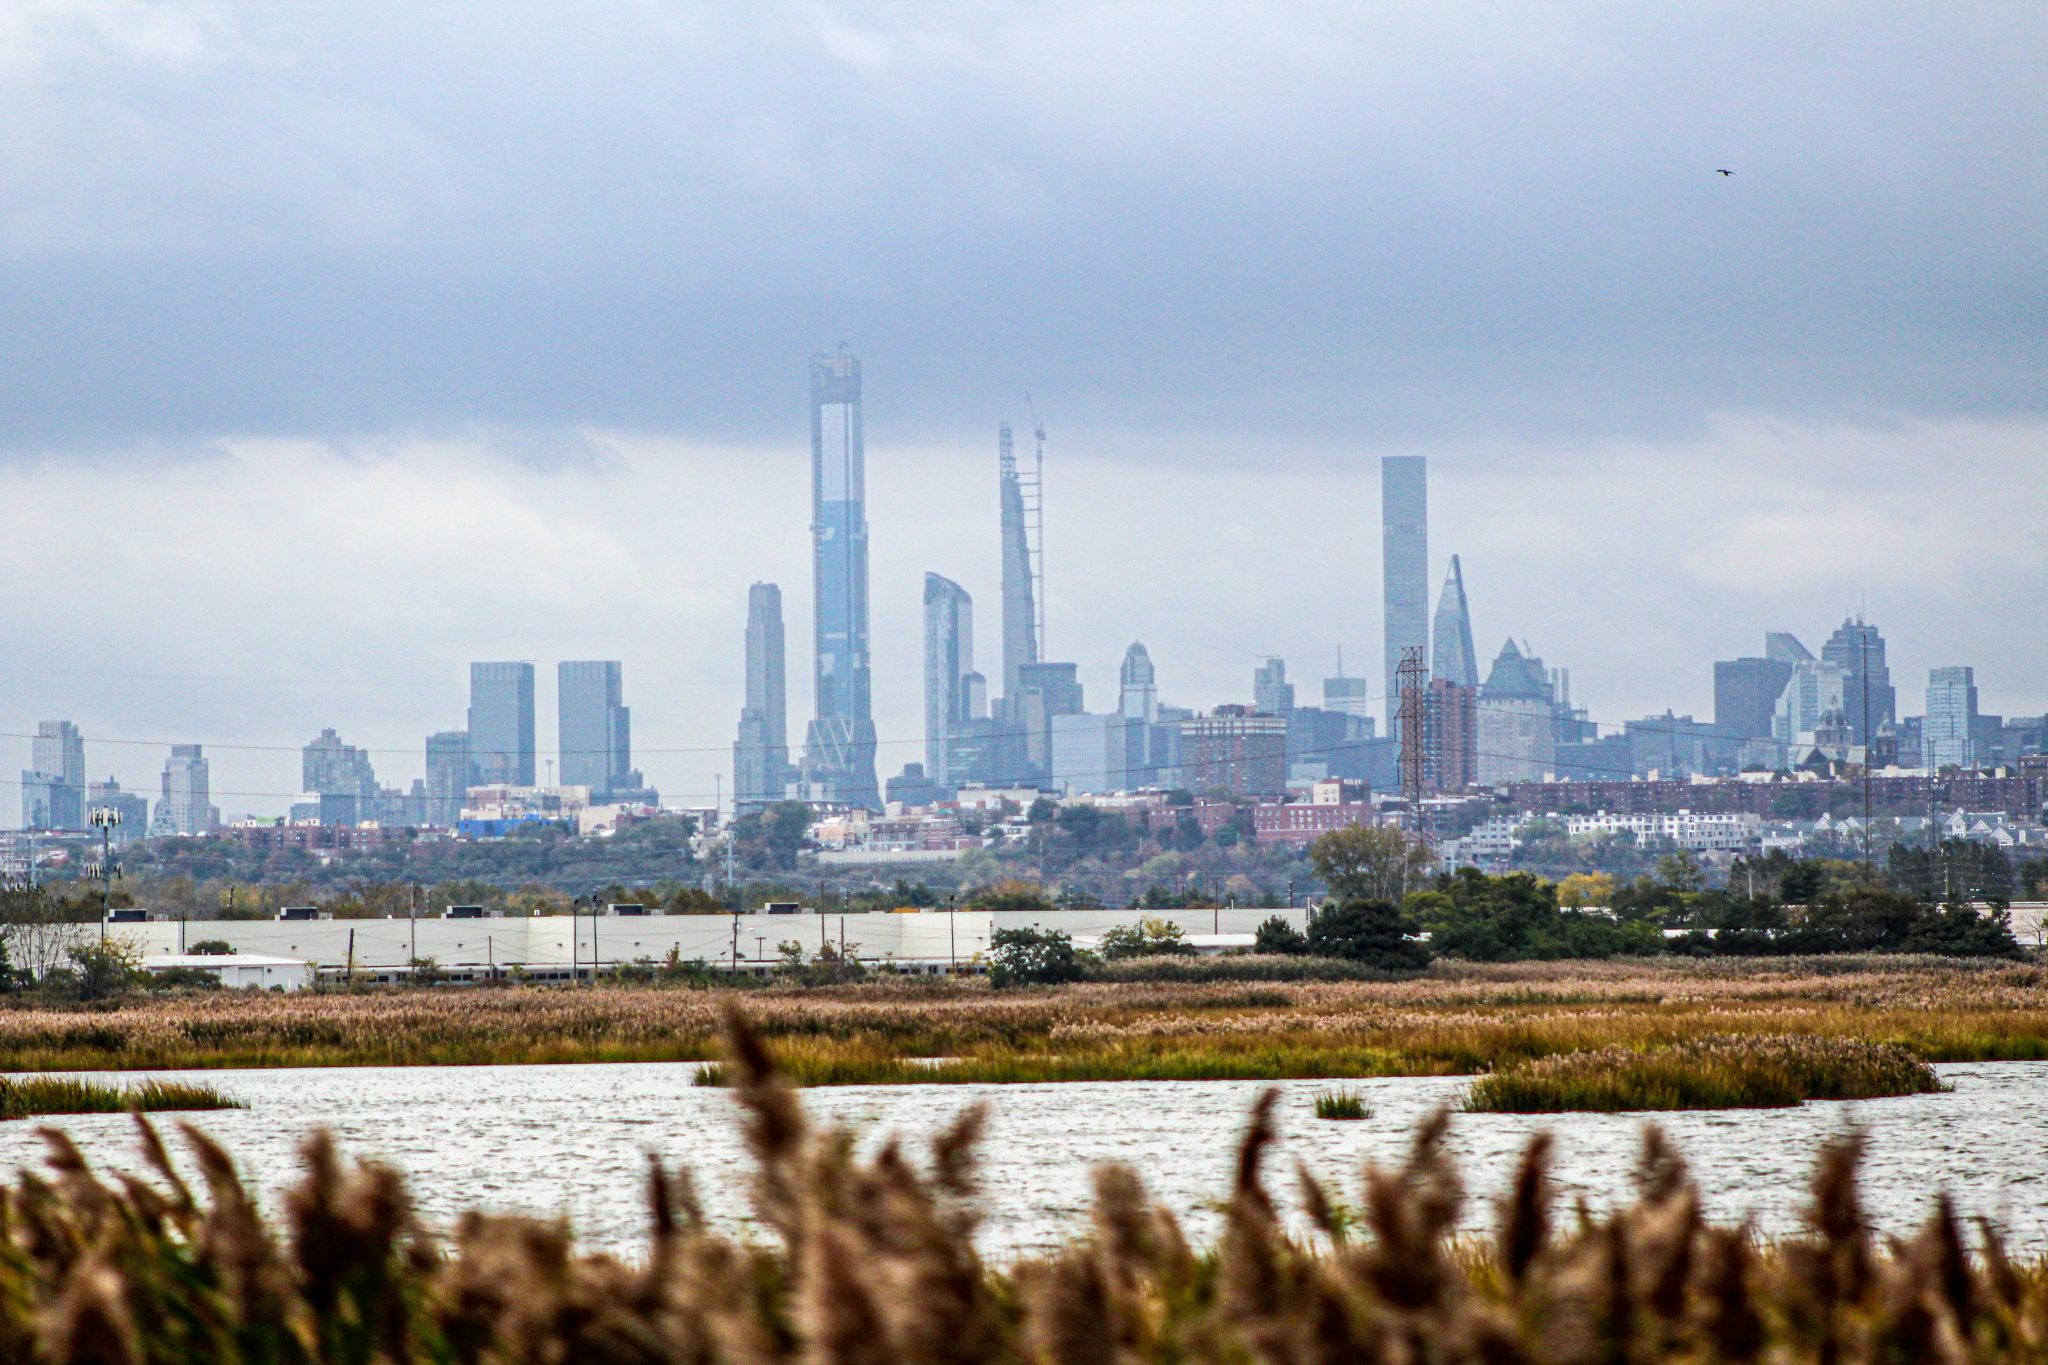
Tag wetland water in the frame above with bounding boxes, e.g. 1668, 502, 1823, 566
3, 1061, 2041, 1255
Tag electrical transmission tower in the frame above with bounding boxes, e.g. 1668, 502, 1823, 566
1397, 645, 1428, 828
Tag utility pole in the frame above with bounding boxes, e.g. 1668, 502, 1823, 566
591, 900, 601, 983
409, 883, 418, 964
730, 910, 740, 974
346, 928, 356, 983
90, 807, 120, 943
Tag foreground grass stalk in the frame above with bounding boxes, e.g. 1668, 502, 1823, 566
2, 1006, 2045, 1363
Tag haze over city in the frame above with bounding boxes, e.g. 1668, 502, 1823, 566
1, 2, 2043, 815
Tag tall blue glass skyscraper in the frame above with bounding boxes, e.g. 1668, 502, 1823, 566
1381, 456, 1429, 739
803, 352, 881, 808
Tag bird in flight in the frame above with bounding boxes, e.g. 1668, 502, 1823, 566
1716, 168, 1735, 176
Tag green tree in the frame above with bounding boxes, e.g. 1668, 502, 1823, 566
1306, 900, 1433, 970
986, 927, 1084, 988
1308, 826, 1434, 902
1097, 917, 1193, 960
1252, 915, 1308, 955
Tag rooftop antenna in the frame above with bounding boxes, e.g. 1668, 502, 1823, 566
1023, 392, 1047, 658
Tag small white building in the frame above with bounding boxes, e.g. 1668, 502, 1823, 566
143, 954, 314, 992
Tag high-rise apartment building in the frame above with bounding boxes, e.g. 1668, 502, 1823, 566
1429, 555, 1478, 688
157, 745, 217, 836
1180, 706, 1288, 798
1253, 657, 1295, 717
922, 573, 976, 787
998, 422, 1041, 700
1821, 617, 1897, 745
20, 720, 85, 830
1925, 666, 1980, 771
1423, 679, 1478, 793
1012, 661, 1085, 780
559, 661, 647, 801
1381, 456, 1429, 739
735, 582, 791, 810
424, 731, 474, 827
803, 351, 880, 808
468, 662, 536, 786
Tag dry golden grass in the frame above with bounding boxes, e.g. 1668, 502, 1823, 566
3, 1008, 2046, 1362
4, 955, 2046, 1085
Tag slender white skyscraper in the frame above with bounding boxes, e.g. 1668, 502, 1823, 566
998, 422, 1041, 700
1119, 643, 1158, 723
1381, 456, 1429, 738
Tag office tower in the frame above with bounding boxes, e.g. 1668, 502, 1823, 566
1624, 713, 1732, 779
20, 720, 85, 830
1381, 456, 1429, 738
1049, 713, 1149, 796
468, 661, 536, 786
1422, 679, 1478, 792
1475, 638, 1554, 786
1765, 631, 1814, 664
1011, 661, 1084, 779
1253, 656, 1295, 716
1821, 616, 1897, 745
1925, 666, 1980, 771
1772, 658, 1847, 746
1323, 652, 1375, 726
301, 728, 378, 824
1429, 555, 1478, 688
803, 351, 880, 808
998, 422, 1041, 699
157, 745, 216, 836
734, 582, 791, 811
85, 778, 148, 846
424, 731, 474, 827
1119, 643, 1158, 722
559, 661, 646, 801
1180, 706, 1289, 798
1714, 655, 1796, 740
922, 573, 975, 787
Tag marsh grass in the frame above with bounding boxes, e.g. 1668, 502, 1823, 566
1, 1007, 2045, 1362
1, 957, 2046, 1085
1312, 1086, 1370, 1119
1465, 1034, 1947, 1113
0, 1075, 242, 1120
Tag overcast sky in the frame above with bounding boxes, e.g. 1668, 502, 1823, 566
2, 2, 2043, 818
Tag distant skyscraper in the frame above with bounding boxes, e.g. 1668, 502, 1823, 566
1323, 652, 1375, 726
1253, 657, 1295, 716
998, 422, 1041, 700
1475, 639, 1554, 785
1821, 617, 1897, 745
1714, 655, 1795, 740
803, 351, 880, 808
21, 720, 85, 830
1429, 555, 1478, 688
1119, 643, 1158, 723
468, 662, 536, 786
923, 573, 975, 787
1423, 679, 1478, 793
1772, 657, 1847, 746
157, 745, 216, 836
735, 582, 790, 810
1381, 456, 1429, 738
1013, 661, 1085, 780
303, 729, 376, 799
424, 731, 473, 827
1925, 666, 1980, 771
85, 778, 148, 845
1180, 706, 1288, 798
559, 661, 646, 801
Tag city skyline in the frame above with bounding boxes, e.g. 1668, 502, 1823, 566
0, 5, 2043, 819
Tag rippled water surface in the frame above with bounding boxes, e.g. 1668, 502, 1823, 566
4, 1062, 2044, 1256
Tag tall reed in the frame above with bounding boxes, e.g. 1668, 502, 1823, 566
1465, 1034, 1946, 1112
0, 1007, 2041, 1362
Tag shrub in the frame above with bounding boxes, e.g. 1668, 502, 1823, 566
986, 926, 1085, 987
1252, 915, 1308, 954
1312, 1087, 1369, 1120
187, 939, 234, 956
1306, 899, 1433, 970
